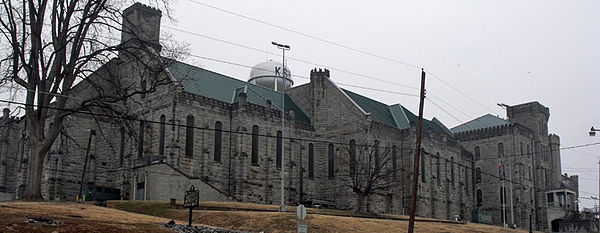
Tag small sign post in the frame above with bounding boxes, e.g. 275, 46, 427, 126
184, 185, 199, 226
296, 204, 307, 233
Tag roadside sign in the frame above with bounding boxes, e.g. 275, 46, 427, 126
184, 185, 199, 226
296, 204, 307, 220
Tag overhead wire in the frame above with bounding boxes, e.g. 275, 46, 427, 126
179, 0, 498, 117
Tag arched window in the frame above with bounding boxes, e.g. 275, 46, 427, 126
520, 142, 524, 156
349, 140, 356, 177
436, 153, 441, 185
119, 127, 125, 166
498, 142, 504, 158
451, 156, 455, 187
214, 121, 222, 162
251, 125, 259, 165
474, 146, 480, 161
159, 115, 166, 155
141, 80, 147, 99
392, 145, 397, 179
475, 167, 482, 183
374, 140, 380, 173
276, 131, 282, 168
185, 115, 194, 157
308, 143, 314, 179
421, 151, 426, 182
138, 120, 145, 158
328, 143, 335, 179
476, 189, 483, 206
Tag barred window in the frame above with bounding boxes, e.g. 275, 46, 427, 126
159, 115, 166, 155
185, 115, 194, 157
308, 143, 314, 179
328, 144, 335, 179
214, 121, 222, 162
252, 125, 259, 165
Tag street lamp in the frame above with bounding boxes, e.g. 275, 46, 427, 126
590, 127, 600, 136
272, 41, 290, 213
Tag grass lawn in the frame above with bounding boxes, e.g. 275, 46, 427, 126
108, 200, 529, 233
0, 201, 175, 233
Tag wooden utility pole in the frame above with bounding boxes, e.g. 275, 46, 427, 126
408, 69, 426, 233
78, 129, 96, 203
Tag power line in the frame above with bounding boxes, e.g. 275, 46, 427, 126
178, 0, 500, 117
185, 0, 422, 70
425, 97, 463, 123
163, 25, 420, 91
188, 54, 420, 97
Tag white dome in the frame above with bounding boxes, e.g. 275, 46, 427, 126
248, 60, 293, 92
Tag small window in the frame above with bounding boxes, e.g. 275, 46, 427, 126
547, 193, 554, 204
308, 143, 314, 179
328, 144, 335, 179
498, 142, 504, 158
276, 131, 282, 168
475, 167, 482, 184
474, 146, 480, 161
214, 121, 222, 162
185, 115, 194, 157
252, 125, 259, 165
476, 189, 482, 206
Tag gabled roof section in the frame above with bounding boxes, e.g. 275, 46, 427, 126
341, 89, 451, 138
343, 89, 398, 127
167, 60, 310, 124
451, 114, 510, 133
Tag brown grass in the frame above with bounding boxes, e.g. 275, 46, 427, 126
0, 201, 175, 233
109, 200, 530, 233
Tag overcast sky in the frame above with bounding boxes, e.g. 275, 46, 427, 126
157, 0, 600, 209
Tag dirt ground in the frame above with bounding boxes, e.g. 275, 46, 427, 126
109, 200, 530, 233
0, 201, 532, 233
0, 201, 175, 233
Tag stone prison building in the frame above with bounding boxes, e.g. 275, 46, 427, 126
0, 3, 578, 232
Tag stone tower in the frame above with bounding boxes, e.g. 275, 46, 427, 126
506, 102, 550, 142
120, 3, 162, 53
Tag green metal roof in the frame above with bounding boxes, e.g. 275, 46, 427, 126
450, 114, 510, 133
167, 60, 310, 124
343, 89, 453, 138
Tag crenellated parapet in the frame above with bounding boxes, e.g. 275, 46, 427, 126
454, 123, 534, 141
310, 68, 330, 80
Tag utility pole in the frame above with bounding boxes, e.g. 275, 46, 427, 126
78, 129, 96, 203
272, 41, 290, 213
408, 69, 426, 233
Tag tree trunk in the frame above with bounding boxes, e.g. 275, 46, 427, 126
356, 193, 367, 214
23, 142, 46, 200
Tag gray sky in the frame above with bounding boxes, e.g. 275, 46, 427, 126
161, 0, 600, 209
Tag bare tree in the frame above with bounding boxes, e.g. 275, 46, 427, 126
340, 137, 396, 214
0, 0, 185, 200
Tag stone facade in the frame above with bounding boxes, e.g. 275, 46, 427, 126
453, 102, 579, 231
0, 3, 576, 232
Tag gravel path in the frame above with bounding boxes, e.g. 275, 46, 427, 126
160, 221, 258, 233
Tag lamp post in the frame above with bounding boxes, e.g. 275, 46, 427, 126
272, 41, 290, 213
589, 127, 599, 230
